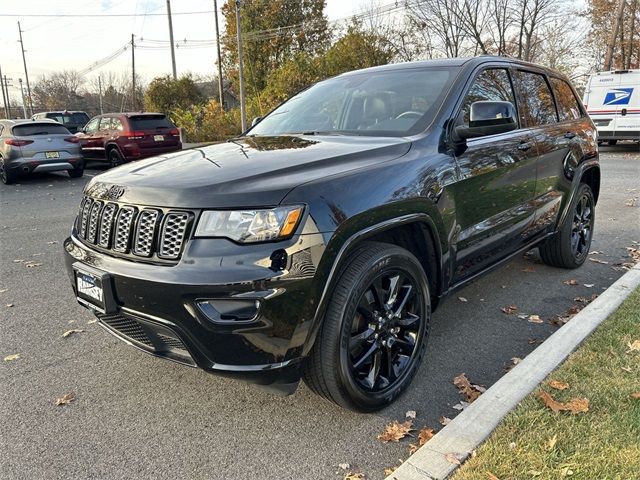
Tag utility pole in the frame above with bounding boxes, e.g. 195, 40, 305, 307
131, 34, 136, 111
166, 0, 177, 79
0, 65, 8, 118
98, 75, 104, 114
213, 0, 224, 109
18, 78, 27, 119
3, 75, 12, 118
235, 0, 247, 131
604, 0, 626, 71
17, 22, 33, 116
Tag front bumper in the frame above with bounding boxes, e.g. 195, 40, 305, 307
63, 225, 328, 391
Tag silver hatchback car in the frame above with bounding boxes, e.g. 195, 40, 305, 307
0, 119, 84, 184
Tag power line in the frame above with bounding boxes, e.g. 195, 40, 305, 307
0, 10, 215, 18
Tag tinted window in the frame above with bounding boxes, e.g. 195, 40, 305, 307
550, 78, 582, 121
129, 115, 174, 130
460, 68, 516, 126
514, 71, 558, 126
72, 112, 90, 124
98, 117, 111, 130
13, 123, 70, 136
84, 118, 100, 134
250, 67, 457, 137
112, 117, 124, 131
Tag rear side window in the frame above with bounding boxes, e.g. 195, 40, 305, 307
459, 68, 516, 127
129, 115, 174, 130
13, 123, 70, 136
112, 118, 124, 131
98, 117, 112, 130
550, 78, 582, 121
513, 71, 558, 127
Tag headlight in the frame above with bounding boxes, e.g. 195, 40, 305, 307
194, 206, 304, 243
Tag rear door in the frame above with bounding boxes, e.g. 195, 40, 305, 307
127, 114, 180, 151
451, 66, 539, 282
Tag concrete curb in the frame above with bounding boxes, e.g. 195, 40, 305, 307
387, 262, 640, 480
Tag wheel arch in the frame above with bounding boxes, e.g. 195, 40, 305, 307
301, 213, 445, 357
580, 164, 600, 204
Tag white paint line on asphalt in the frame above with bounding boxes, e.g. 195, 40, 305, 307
387, 262, 640, 480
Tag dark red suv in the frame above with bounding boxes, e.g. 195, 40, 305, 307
77, 113, 182, 167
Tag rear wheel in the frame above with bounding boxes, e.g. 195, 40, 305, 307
539, 183, 595, 269
0, 158, 17, 185
68, 161, 84, 178
607, 139, 618, 146
302, 242, 431, 411
108, 148, 123, 168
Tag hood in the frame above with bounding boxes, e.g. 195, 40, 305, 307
86, 135, 411, 208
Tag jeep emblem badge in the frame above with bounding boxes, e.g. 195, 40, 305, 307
107, 185, 126, 200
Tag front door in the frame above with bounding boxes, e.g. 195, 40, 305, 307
451, 67, 538, 282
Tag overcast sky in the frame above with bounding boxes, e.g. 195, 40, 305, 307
0, 0, 373, 101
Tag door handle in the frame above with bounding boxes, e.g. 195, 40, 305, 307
564, 132, 577, 139
517, 142, 532, 151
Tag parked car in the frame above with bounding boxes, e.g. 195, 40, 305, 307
31, 111, 90, 134
583, 69, 639, 145
76, 112, 182, 167
63, 56, 599, 411
0, 119, 83, 184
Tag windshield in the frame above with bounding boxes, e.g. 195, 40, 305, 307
249, 66, 458, 137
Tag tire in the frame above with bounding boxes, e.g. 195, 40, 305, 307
302, 242, 431, 412
68, 161, 84, 178
0, 159, 17, 185
607, 140, 617, 146
539, 183, 595, 269
108, 148, 123, 168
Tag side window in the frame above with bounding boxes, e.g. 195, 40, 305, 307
513, 71, 558, 127
550, 78, 582, 121
459, 68, 517, 127
84, 118, 100, 134
98, 117, 111, 131
112, 118, 124, 131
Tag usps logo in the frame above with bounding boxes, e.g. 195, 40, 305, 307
603, 88, 633, 106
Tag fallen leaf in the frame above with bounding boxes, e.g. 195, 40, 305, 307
548, 380, 569, 390
547, 433, 558, 450
3, 354, 20, 361
6, 303, 14, 308
445, 453, 462, 465
627, 340, 640, 353
452, 401, 469, 411
527, 470, 542, 477
13, 259, 24, 263
408, 443, 419, 455
377, 420, 414, 443
512, 357, 523, 365
522, 267, 535, 273
563, 279, 578, 285
458, 296, 468, 302
338, 463, 350, 471
439, 416, 452, 426
621, 366, 632, 373
630, 392, 640, 400
344, 472, 365, 480
32, 253, 45, 257
405, 410, 417, 419
56, 392, 76, 406
417, 427, 435, 446
24, 262, 42, 268
383, 466, 396, 475
508, 442, 517, 449
528, 315, 543, 324
453, 373, 483, 403
501, 305, 518, 315
87, 319, 97, 324
589, 258, 608, 264
584, 284, 594, 288
62, 329, 84, 338
528, 338, 542, 345
487, 473, 500, 480
538, 391, 589, 414
625, 198, 637, 207
46, 241, 58, 244
0, 289, 7, 293
589, 251, 602, 255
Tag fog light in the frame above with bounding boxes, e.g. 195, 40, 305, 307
196, 299, 259, 323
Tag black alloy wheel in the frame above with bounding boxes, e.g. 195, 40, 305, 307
303, 242, 430, 411
570, 192, 593, 261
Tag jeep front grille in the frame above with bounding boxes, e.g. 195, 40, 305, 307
75, 195, 193, 262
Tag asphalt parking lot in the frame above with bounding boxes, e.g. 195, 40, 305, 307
1, 144, 638, 480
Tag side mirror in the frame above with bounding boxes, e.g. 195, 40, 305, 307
454, 101, 518, 141
251, 116, 262, 127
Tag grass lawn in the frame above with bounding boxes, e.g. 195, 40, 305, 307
454, 287, 640, 480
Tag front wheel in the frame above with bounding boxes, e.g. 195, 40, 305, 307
539, 183, 595, 269
302, 242, 431, 411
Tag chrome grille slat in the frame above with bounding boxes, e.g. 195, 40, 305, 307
98, 203, 118, 248
133, 209, 160, 257
75, 196, 191, 261
113, 206, 137, 253
159, 212, 190, 259
86, 201, 103, 244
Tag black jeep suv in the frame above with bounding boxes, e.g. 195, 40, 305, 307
64, 57, 599, 411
